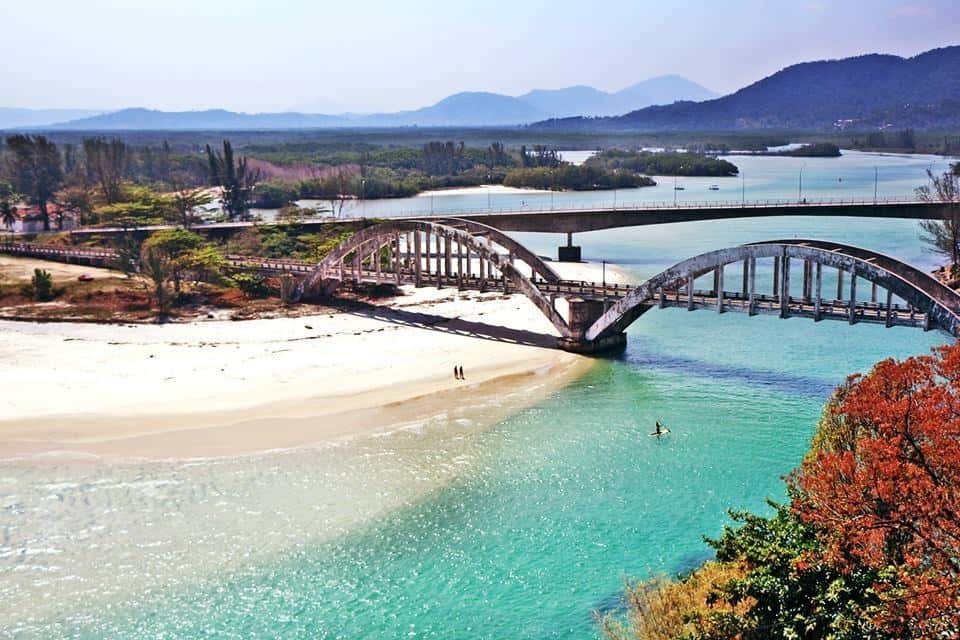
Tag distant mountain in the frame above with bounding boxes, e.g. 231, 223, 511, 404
533, 46, 960, 131
44, 108, 346, 130
609, 75, 718, 113
38, 74, 716, 131
366, 92, 547, 126
0, 108, 105, 129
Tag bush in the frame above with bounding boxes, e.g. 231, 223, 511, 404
231, 272, 271, 298
31, 268, 54, 301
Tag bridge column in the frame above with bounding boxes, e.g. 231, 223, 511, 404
848, 268, 858, 324
802, 260, 812, 300
457, 240, 465, 289
741, 258, 749, 299
658, 286, 665, 309
413, 232, 422, 287
395, 233, 402, 285
748, 257, 756, 315
779, 251, 790, 318
885, 289, 894, 327
814, 262, 822, 321
558, 232, 581, 262
558, 297, 626, 354
716, 264, 724, 313
687, 272, 695, 311
375, 244, 381, 284
837, 267, 844, 301
712, 269, 720, 297
479, 251, 486, 291
436, 236, 443, 288
871, 281, 878, 304
772, 256, 780, 298
444, 234, 452, 281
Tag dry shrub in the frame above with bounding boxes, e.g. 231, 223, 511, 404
600, 561, 754, 640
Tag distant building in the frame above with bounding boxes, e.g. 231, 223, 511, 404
4, 204, 77, 233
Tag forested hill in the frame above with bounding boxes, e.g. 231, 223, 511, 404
532, 46, 960, 131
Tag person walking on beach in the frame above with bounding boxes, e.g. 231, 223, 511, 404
454, 365, 460, 380
458, 365, 464, 380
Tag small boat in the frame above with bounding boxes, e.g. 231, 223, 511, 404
674, 186, 685, 191
708, 184, 720, 191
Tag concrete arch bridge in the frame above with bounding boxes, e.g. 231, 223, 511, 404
295, 220, 960, 353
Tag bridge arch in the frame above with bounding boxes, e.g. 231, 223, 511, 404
302, 219, 573, 337
586, 239, 960, 342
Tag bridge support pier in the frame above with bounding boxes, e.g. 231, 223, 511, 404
558, 232, 582, 262
557, 297, 627, 354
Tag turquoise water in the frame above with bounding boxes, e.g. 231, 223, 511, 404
52, 312, 942, 639
2, 152, 956, 638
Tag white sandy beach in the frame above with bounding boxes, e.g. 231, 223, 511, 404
0, 259, 634, 458
0, 290, 586, 459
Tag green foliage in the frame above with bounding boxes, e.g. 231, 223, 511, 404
5, 134, 63, 231
30, 268, 54, 301
0, 181, 17, 230
206, 140, 258, 220
251, 223, 356, 261
503, 165, 655, 190
142, 228, 212, 295
83, 137, 128, 203
93, 185, 173, 227
854, 129, 917, 151
586, 150, 739, 177
230, 272, 270, 298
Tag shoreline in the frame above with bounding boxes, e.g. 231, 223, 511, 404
0, 285, 598, 460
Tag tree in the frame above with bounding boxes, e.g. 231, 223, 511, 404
0, 181, 17, 230
30, 268, 54, 301
320, 167, 356, 218
83, 137, 128, 204
56, 185, 93, 228
206, 140, 259, 220
141, 228, 204, 293
917, 168, 960, 267
140, 246, 173, 314
167, 181, 212, 228
5, 134, 63, 231
793, 345, 960, 638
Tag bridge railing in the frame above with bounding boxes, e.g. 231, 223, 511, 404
387, 195, 926, 219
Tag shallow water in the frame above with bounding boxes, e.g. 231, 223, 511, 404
1, 152, 956, 638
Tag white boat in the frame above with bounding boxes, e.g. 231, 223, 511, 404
708, 184, 720, 191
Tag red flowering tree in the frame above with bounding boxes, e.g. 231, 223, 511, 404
792, 345, 960, 637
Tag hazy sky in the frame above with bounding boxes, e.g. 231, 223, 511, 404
2, 0, 958, 113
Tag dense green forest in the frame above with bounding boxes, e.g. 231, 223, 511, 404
585, 150, 739, 176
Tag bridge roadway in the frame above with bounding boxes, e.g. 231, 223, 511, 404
64, 197, 946, 239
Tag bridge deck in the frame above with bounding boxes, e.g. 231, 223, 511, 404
50, 197, 947, 238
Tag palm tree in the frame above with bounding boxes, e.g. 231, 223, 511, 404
0, 182, 17, 230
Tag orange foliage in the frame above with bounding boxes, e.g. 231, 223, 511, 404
792, 344, 960, 637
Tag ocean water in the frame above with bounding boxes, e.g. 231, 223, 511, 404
1, 151, 956, 638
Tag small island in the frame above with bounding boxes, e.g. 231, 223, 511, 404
584, 149, 740, 176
